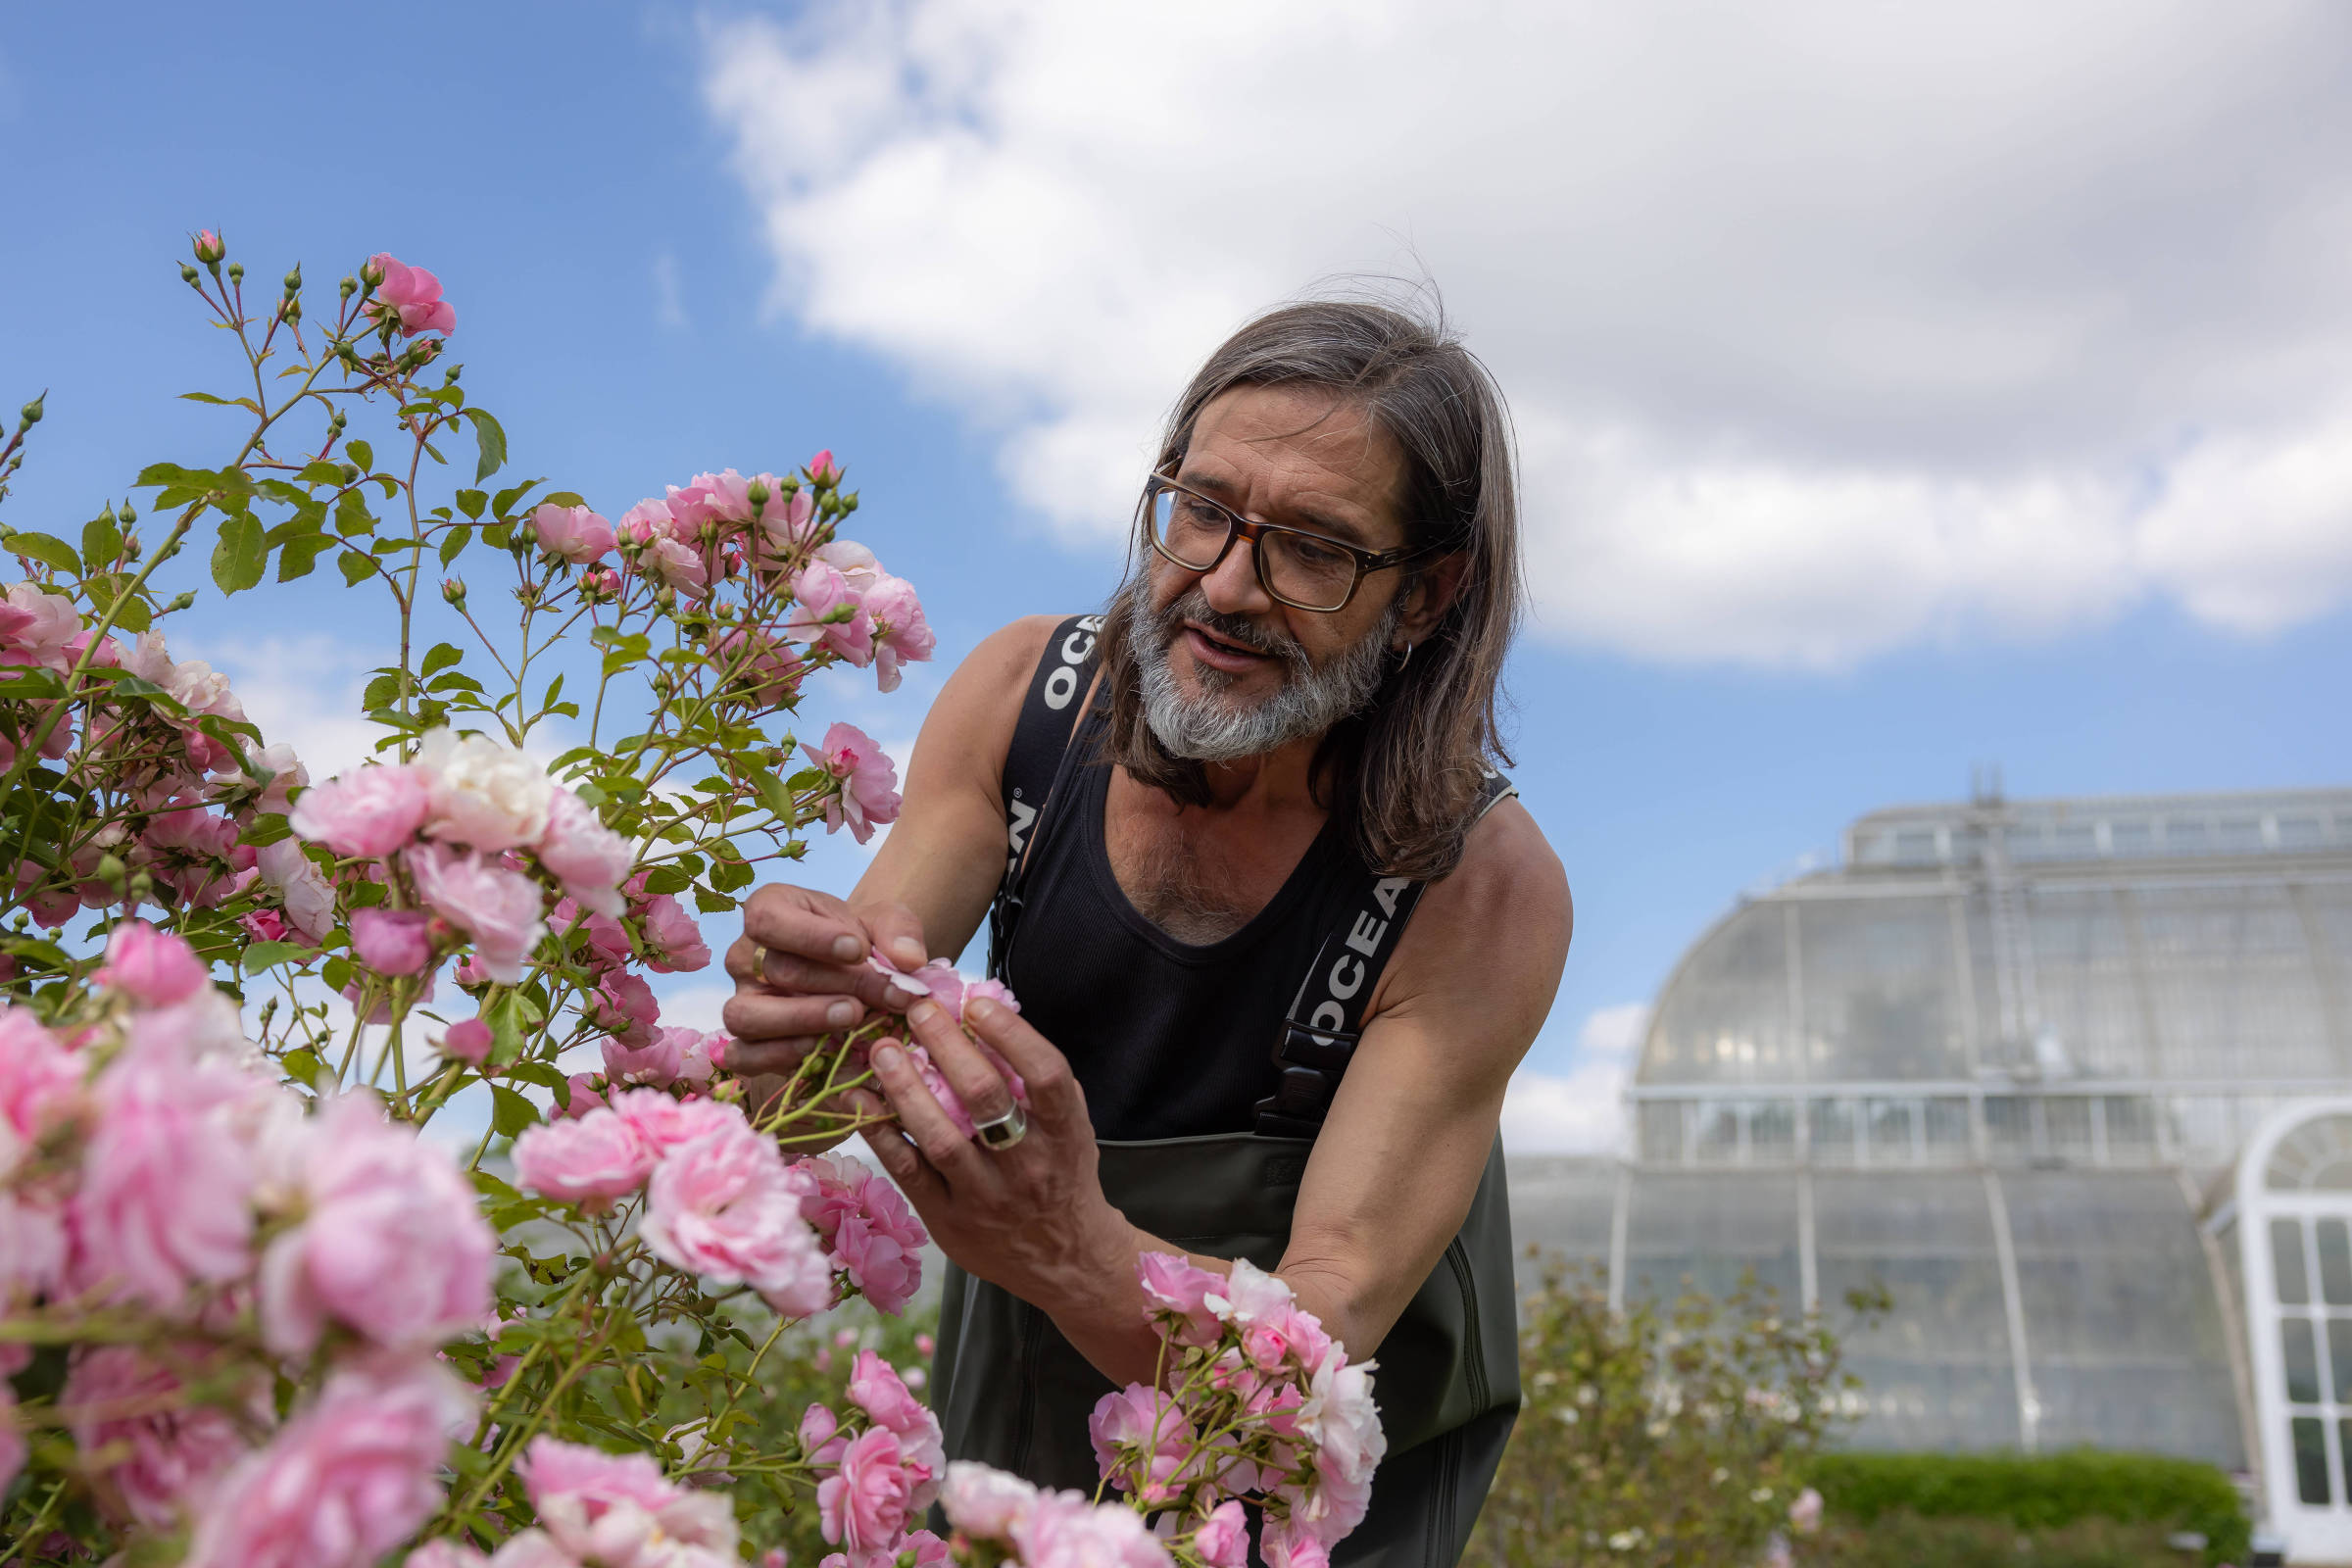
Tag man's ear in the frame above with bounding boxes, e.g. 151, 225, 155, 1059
1396, 553, 1468, 647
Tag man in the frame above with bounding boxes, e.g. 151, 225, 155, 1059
724, 300, 1571, 1566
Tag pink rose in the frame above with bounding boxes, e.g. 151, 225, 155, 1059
97, 919, 208, 1006
787, 561, 875, 666
1017, 1489, 1174, 1568
940, 1461, 1039, 1541
617, 497, 681, 548
640, 1117, 831, 1316
560, 1072, 607, 1117
1137, 1252, 1225, 1348
511, 1105, 655, 1206
1088, 1384, 1195, 1504
258, 1094, 495, 1357
440, 1016, 494, 1065
257, 837, 336, 943
1789, 1486, 1825, 1535
610, 1086, 741, 1153
536, 790, 632, 918
803, 722, 901, 845
639, 893, 710, 972
524, 1435, 737, 1562
1193, 1500, 1250, 1568
182, 1360, 472, 1568
407, 843, 546, 984
799, 1156, 929, 1316
861, 574, 935, 694
817, 1426, 916, 1562
72, 1050, 271, 1310
289, 764, 433, 858
603, 1026, 685, 1088
404, 1544, 489, 1568
592, 969, 660, 1049
64, 1344, 256, 1528
0, 1004, 84, 1149
0, 582, 81, 670
351, 906, 434, 977
757, 487, 818, 563
0, 1193, 68, 1306
367, 253, 457, 336
676, 1030, 723, 1088
800, 1402, 847, 1467
904, 1045, 977, 1139
809, 449, 841, 485
1262, 1521, 1334, 1568
638, 536, 710, 596
530, 503, 615, 564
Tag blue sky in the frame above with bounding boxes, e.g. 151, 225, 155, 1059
6, 3, 2350, 1149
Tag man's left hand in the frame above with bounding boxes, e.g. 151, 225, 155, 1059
856, 997, 1135, 1311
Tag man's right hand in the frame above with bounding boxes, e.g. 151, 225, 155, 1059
721, 883, 930, 1086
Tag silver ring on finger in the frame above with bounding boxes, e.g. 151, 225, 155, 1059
973, 1103, 1029, 1152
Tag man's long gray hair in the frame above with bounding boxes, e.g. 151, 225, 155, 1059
1092, 293, 1524, 881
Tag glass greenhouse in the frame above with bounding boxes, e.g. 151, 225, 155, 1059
1507, 787, 2352, 1554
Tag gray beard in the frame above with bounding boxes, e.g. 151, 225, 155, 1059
1127, 576, 1398, 763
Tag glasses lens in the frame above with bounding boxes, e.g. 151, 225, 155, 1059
1148, 485, 1231, 569
1260, 528, 1358, 611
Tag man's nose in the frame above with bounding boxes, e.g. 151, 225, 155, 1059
1199, 534, 1275, 617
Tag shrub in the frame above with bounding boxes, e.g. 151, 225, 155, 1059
1468, 1254, 1886, 1568
1804, 1451, 2249, 1566
1800, 1508, 2227, 1568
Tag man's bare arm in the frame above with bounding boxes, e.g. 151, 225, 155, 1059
721, 615, 1056, 1065
1276, 800, 1571, 1357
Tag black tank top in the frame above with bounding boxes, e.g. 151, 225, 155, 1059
1001, 707, 1372, 1141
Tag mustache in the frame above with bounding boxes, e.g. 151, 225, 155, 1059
1149, 587, 1308, 672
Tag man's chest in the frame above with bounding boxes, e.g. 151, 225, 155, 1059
1101, 772, 1326, 945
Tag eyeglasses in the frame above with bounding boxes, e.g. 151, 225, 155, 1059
1139, 473, 1428, 613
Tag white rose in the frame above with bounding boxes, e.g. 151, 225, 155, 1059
258, 837, 336, 942
417, 727, 554, 852
1303, 1357, 1387, 1486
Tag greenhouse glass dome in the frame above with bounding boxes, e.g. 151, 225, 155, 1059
1508, 786, 2352, 1519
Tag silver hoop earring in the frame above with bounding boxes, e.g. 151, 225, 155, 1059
1395, 640, 1414, 671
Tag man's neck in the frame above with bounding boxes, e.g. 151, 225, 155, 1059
1191, 730, 1327, 814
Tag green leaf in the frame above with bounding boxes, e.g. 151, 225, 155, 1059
0, 669, 69, 701
211, 513, 267, 594
82, 512, 122, 568
694, 889, 738, 914
491, 479, 542, 518
465, 409, 508, 482
639, 865, 691, 896
455, 488, 487, 520
109, 593, 152, 633
334, 489, 375, 537
490, 1084, 540, 1137
280, 1046, 320, 1086
426, 670, 483, 696
438, 522, 471, 567
749, 767, 795, 820
6, 531, 79, 574
278, 532, 338, 582
346, 438, 374, 471
239, 812, 293, 848
362, 673, 402, 710
421, 643, 465, 677
297, 460, 346, 487
242, 940, 313, 973
178, 390, 257, 409
337, 549, 375, 587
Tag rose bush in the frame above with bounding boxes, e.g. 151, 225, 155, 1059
0, 231, 1388, 1566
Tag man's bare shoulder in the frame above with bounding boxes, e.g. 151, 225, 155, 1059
1374, 796, 1571, 1064
906, 614, 1077, 794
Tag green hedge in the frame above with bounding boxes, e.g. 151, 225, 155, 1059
1807, 1451, 2248, 1565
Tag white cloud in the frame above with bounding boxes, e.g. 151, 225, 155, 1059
654, 250, 691, 331
704, 0, 2352, 669
1500, 1001, 1647, 1155
209, 634, 379, 779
